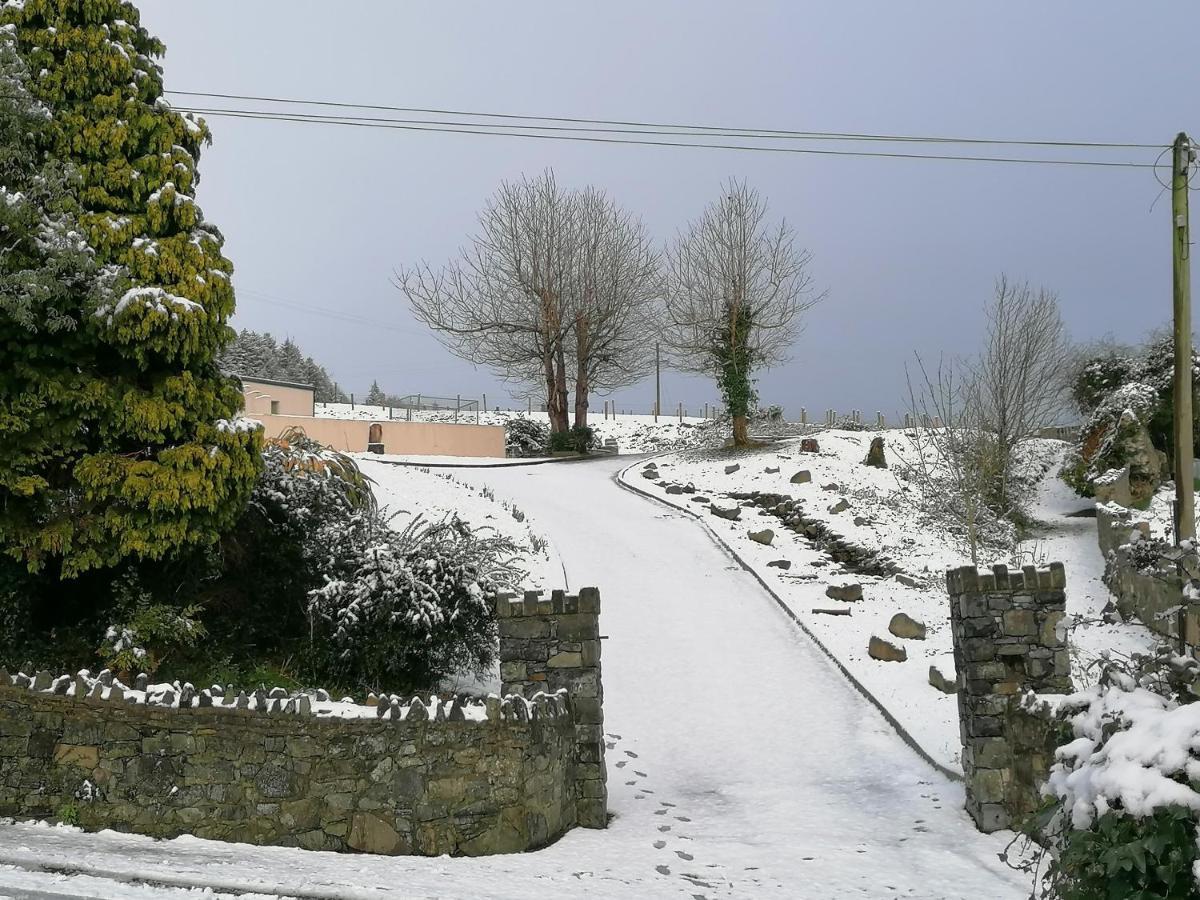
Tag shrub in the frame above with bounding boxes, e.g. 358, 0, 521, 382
307, 515, 525, 691
1034, 651, 1200, 898
97, 573, 206, 680
505, 417, 549, 457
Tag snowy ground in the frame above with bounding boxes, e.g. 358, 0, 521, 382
0, 455, 1032, 899
621, 430, 1156, 773
317, 404, 722, 455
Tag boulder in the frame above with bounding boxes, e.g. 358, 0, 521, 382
863, 436, 887, 469
928, 666, 958, 694
821, 483, 840, 492
1092, 466, 1132, 508
888, 613, 927, 640
790, 470, 812, 484
828, 499, 850, 514
800, 438, 820, 453
709, 505, 741, 521
767, 559, 792, 570
825, 583, 863, 603
665, 484, 685, 495
748, 529, 775, 546
894, 573, 921, 589
642, 469, 660, 480
725, 464, 741, 475
765, 466, 780, 474
868, 636, 907, 662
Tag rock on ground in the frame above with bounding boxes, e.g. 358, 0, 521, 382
869, 636, 907, 662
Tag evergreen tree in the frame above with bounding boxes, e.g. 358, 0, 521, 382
365, 380, 386, 405
0, 1, 261, 576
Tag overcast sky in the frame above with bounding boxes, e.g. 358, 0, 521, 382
138, 1, 1196, 420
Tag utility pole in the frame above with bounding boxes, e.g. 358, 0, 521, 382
655, 342, 661, 419
1173, 132, 1196, 541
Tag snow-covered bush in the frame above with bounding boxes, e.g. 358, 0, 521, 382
1034, 650, 1200, 898
505, 417, 550, 457
307, 514, 525, 691
97, 572, 206, 679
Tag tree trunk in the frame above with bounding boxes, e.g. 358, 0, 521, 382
574, 361, 589, 429
551, 347, 570, 433
732, 414, 750, 447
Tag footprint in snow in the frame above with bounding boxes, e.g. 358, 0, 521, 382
659, 801, 676, 807
675, 815, 691, 822
653, 840, 666, 849
654, 809, 668, 816
625, 780, 636, 786
655, 865, 671, 876
616, 761, 627, 768
624, 750, 639, 758
634, 770, 647, 777
658, 825, 671, 832
676, 851, 695, 861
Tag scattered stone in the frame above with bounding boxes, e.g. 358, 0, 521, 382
928, 666, 958, 694
709, 505, 741, 521
853, 516, 870, 527
315, 689, 330, 702
894, 573, 922, 588
765, 466, 780, 474
868, 636, 907, 662
365, 692, 379, 707
725, 464, 740, 475
642, 469, 660, 480
665, 484, 684, 495
767, 559, 792, 570
748, 528, 775, 546
32, 670, 52, 692
134, 673, 149, 691
825, 583, 863, 603
800, 438, 820, 453
864, 436, 887, 469
821, 483, 840, 492
828, 499, 850, 514
812, 607, 852, 616
889, 613, 927, 640
790, 471, 812, 484
690, 496, 710, 504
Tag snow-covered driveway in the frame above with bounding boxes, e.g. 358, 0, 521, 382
0, 455, 1029, 899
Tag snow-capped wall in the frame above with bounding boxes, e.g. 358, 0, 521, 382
0, 668, 584, 856
497, 587, 607, 829
947, 563, 1072, 833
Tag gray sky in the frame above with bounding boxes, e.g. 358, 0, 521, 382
139, 1, 1195, 420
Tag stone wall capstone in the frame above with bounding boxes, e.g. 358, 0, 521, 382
947, 563, 1072, 833
497, 587, 607, 829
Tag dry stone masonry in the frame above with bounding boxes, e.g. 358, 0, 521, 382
497, 587, 607, 829
0, 586, 611, 855
947, 563, 1071, 833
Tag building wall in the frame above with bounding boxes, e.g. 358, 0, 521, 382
250, 414, 506, 458
242, 380, 316, 418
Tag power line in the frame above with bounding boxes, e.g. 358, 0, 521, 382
236, 287, 423, 336
166, 89, 1164, 151
172, 105, 1158, 169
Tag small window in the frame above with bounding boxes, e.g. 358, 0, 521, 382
270, 400, 280, 415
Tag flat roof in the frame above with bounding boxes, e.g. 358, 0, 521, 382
237, 375, 315, 392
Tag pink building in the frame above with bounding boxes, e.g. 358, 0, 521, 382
239, 377, 505, 458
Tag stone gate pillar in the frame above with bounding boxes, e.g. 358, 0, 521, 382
947, 563, 1071, 832
497, 588, 606, 828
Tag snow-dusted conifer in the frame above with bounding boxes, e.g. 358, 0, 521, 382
0, 1, 261, 575
365, 380, 386, 405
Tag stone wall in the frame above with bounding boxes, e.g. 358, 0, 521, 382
947, 563, 1072, 832
1097, 503, 1200, 646
497, 588, 607, 829
0, 673, 588, 856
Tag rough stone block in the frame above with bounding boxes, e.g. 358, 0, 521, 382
1001, 609, 1037, 637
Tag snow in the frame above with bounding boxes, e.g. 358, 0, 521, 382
618, 430, 1157, 774
0, 453, 1030, 898
317, 403, 722, 454
95, 287, 203, 324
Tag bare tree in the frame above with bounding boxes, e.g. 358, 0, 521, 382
894, 355, 1000, 565
397, 172, 577, 433
661, 180, 819, 447
397, 172, 659, 434
567, 187, 660, 428
967, 276, 1070, 510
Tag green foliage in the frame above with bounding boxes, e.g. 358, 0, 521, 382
365, 380, 386, 405
714, 303, 758, 422
220, 331, 346, 403
96, 572, 206, 678
56, 802, 80, 827
0, 0, 262, 577
1048, 806, 1199, 899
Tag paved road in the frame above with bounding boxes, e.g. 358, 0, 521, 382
0, 455, 1030, 899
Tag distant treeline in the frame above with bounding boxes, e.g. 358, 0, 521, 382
220, 330, 347, 403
